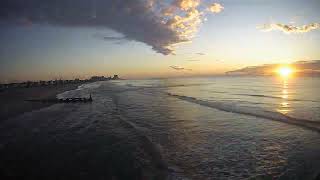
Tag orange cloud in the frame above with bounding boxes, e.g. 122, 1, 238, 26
208, 3, 224, 13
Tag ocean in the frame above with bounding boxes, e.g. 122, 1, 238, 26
1, 76, 320, 179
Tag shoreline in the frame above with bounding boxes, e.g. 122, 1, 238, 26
0, 83, 82, 121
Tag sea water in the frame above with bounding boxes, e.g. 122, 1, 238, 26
1, 76, 320, 179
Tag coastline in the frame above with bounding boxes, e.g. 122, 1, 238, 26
0, 83, 82, 121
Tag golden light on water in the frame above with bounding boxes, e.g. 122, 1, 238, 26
277, 80, 291, 114
275, 66, 295, 114
277, 66, 293, 78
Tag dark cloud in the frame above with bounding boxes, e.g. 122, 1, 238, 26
0, 0, 177, 55
170, 65, 192, 71
0, 0, 222, 55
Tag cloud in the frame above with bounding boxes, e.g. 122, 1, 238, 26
174, 0, 200, 11
258, 23, 320, 34
0, 0, 183, 55
208, 3, 224, 13
0, 0, 223, 55
187, 59, 200, 61
162, 0, 201, 14
196, 52, 205, 55
170, 65, 192, 71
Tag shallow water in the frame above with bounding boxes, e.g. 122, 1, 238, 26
1, 77, 320, 179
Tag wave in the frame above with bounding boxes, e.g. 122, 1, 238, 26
234, 93, 283, 99
234, 93, 320, 103
77, 81, 103, 90
109, 95, 169, 178
122, 82, 213, 89
57, 81, 103, 99
206, 90, 227, 94
168, 93, 320, 133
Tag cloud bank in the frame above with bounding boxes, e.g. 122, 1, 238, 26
0, 0, 223, 55
226, 60, 320, 76
259, 23, 320, 34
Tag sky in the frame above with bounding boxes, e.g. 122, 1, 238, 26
0, 0, 320, 83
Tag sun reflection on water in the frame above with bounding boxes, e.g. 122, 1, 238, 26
277, 80, 291, 114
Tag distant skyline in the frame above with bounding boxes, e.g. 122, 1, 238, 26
1, 0, 320, 83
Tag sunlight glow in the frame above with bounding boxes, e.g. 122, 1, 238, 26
277, 67, 293, 78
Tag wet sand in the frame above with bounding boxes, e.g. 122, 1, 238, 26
0, 84, 82, 121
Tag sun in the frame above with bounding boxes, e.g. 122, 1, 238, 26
277, 67, 293, 77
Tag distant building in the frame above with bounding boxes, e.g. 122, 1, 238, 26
74, 78, 80, 83
40, 81, 47, 86
0, 75, 123, 90
112, 75, 119, 80
90, 76, 108, 81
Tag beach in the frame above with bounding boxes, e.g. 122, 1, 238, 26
0, 84, 82, 121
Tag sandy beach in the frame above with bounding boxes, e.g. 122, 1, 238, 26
0, 84, 82, 121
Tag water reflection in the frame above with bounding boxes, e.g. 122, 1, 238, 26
277, 80, 291, 114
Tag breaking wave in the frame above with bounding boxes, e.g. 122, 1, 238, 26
168, 93, 320, 132
234, 93, 320, 103
57, 81, 103, 99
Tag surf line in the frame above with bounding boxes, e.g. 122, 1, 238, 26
167, 93, 320, 133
